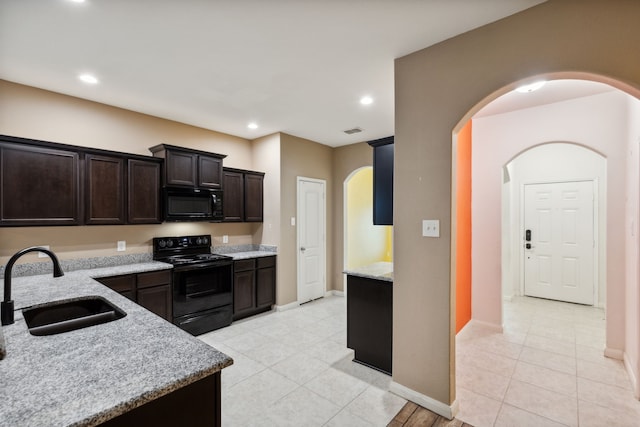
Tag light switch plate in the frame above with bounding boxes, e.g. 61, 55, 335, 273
291, 217, 296, 226
117, 241, 126, 252
422, 220, 440, 237
222, 235, 229, 244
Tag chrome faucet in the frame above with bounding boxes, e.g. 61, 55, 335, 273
1, 247, 64, 326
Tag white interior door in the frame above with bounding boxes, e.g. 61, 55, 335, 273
523, 181, 595, 305
297, 177, 326, 303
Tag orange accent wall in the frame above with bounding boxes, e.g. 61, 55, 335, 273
456, 120, 472, 333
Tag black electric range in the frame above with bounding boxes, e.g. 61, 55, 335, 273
153, 235, 233, 335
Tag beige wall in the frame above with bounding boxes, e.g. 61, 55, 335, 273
394, 0, 640, 409
0, 80, 258, 264
332, 142, 373, 291
278, 133, 333, 304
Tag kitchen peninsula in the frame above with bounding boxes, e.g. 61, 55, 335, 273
0, 262, 232, 427
344, 262, 393, 375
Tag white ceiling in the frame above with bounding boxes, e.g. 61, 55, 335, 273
0, 0, 595, 148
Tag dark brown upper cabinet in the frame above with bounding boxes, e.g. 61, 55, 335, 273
0, 139, 81, 226
128, 159, 162, 224
0, 134, 162, 226
149, 144, 226, 189
85, 154, 126, 225
368, 136, 394, 225
222, 168, 264, 222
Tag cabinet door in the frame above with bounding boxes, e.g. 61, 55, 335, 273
165, 150, 197, 187
95, 274, 136, 301
198, 155, 223, 189
372, 142, 394, 225
128, 159, 161, 224
0, 143, 80, 226
223, 170, 244, 222
137, 285, 172, 321
244, 173, 264, 222
86, 154, 125, 225
233, 269, 255, 318
256, 266, 275, 308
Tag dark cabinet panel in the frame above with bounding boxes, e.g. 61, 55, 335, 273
86, 154, 126, 225
233, 269, 255, 317
198, 155, 223, 189
137, 285, 172, 320
165, 150, 197, 187
233, 256, 276, 320
256, 265, 275, 308
0, 142, 80, 226
346, 274, 392, 375
368, 136, 394, 225
149, 144, 225, 189
244, 173, 264, 222
222, 170, 244, 222
96, 270, 172, 321
128, 159, 162, 224
223, 168, 264, 222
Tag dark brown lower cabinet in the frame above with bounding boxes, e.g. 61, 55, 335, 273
99, 372, 221, 427
96, 270, 172, 321
346, 274, 392, 375
233, 256, 276, 320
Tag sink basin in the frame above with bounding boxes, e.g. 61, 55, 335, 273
22, 296, 126, 336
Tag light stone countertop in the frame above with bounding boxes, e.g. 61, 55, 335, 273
0, 262, 233, 427
224, 251, 277, 260
343, 261, 393, 282
213, 244, 277, 261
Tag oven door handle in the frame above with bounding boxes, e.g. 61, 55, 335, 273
185, 290, 222, 299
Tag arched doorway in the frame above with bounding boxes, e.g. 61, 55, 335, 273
451, 77, 640, 424
343, 166, 392, 282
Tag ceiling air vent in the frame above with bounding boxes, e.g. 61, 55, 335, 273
343, 127, 363, 135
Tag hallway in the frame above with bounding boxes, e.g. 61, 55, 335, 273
455, 296, 640, 426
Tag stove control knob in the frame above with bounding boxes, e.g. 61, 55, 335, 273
158, 239, 166, 248
167, 240, 174, 248
202, 236, 209, 245
196, 237, 202, 245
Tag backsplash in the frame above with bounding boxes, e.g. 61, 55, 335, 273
0, 253, 153, 278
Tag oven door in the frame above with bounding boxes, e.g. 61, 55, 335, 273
172, 261, 233, 318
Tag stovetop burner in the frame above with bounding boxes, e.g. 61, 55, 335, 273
152, 235, 231, 265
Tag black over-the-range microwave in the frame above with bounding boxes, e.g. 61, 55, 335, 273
163, 187, 224, 222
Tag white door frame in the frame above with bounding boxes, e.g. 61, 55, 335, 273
296, 176, 327, 303
518, 178, 599, 306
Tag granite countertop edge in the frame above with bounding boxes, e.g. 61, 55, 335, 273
343, 261, 394, 282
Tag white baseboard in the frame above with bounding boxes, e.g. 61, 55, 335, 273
604, 347, 624, 360
623, 352, 640, 399
326, 290, 344, 297
389, 381, 458, 420
503, 294, 514, 302
275, 301, 299, 312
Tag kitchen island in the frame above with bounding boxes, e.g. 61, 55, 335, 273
343, 262, 393, 375
0, 262, 232, 427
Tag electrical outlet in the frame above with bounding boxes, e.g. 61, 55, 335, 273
37, 245, 50, 258
422, 220, 440, 238
222, 235, 229, 244
117, 241, 126, 252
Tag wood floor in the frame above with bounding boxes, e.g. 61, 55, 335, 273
387, 402, 474, 427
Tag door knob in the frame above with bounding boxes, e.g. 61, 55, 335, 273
300, 247, 306, 252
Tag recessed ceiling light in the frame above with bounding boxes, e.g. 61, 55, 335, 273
68, 0, 86, 3
78, 74, 98, 84
515, 81, 546, 93
360, 96, 373, 105
247, 122, 258, 130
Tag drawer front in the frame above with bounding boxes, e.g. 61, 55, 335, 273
234, 259, 256, 272
257, 256, 276, 269
96, 274, 136, 293
137, 269, 172, 289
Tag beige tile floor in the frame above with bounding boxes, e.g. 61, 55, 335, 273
199, 294, 640, 426
199, 295, 407, 426
456, 296, 640, 427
